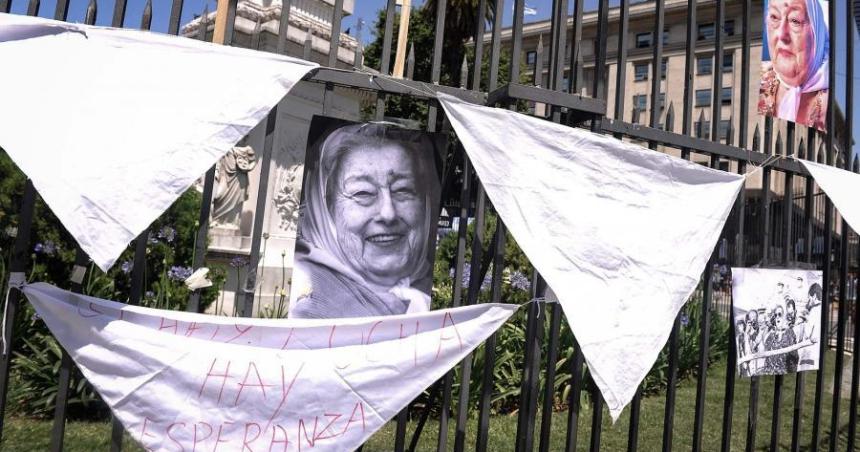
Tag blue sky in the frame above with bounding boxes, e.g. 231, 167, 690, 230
10, 0, 858, 155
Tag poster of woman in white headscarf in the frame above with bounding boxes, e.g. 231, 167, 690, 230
757, 0, 830, 131
288, 116, 444, 319
731, 268, 822, 377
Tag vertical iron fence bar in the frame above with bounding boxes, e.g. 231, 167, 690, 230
810, 150, 833, 449
423, 0, 451, 448
26, 0, 38, 17
587, 3, 609, 451
110, 229, 149, 452
721, 158, 747, 452
693, 155, 720, 452
237, 110, 277, 319
516, 289, 542, 452
53, 0, 69, 24
475, 4, 505, 452
613, 0, 629, 124
679, 0, 697, 143
567, 0, 583, 94
452, 164, 478, 452
564, 341, 586, 452
746, 116, 773, 452
516, 0, 550, 448
768, 132, 792, 452
784, 126, 804, 449
846, 3, 859, 448
476, 225, 505, 452
187, 0, 234, 313
648, 0, 664, 133
168, 0, 184, 36
112, 0, 127, 27
709, 0, 723, 143
538, 301, 562, 452
0, 180, 36, 443
188, 167, 215, 313
828, 166, 850, 452
140, 0, 151, 31
791, 137, 813, 452
374, 0, 396, 120
49, 248, 89, 452
471, 0, 487, 92
812, 0, 837, 447
276, 0, 291, 55
663, 1, 697, 448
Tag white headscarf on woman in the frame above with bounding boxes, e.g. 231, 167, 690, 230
774, 0, 829, 121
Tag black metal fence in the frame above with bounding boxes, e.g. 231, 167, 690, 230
0, 0, 858, 451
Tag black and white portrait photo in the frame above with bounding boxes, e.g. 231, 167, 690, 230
731, 268, 822, 377
288, 116, 444, 319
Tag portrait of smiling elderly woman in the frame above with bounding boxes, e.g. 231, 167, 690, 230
289, 118, 442, 319
758, 0, 830, 131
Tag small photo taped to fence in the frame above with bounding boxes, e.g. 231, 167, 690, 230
731, 268, 822, 377
288, 116, 445, 319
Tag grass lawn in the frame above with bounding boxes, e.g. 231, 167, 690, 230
1, 353, 856, 451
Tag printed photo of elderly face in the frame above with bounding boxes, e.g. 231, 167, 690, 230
288, 117, 444, 319
757, 0, 830, 131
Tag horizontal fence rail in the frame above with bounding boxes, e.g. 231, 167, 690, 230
0, 0, 858, 451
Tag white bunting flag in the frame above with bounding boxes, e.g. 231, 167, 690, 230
0, 13, 318, 271
799, 159, 860, 235
438, 93, 745, 420
20, 282, 517, 451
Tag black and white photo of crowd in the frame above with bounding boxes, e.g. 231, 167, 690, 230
731, 268, 822, 377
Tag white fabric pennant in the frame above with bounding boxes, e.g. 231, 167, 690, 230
438, 93, 745, 420
21, 282, 517, 451
799, 159, 860, 234
0, 13, 318, 271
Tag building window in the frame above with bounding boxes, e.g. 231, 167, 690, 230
526, 51, 537, 66
722, 52, 734, 72
694, 120, 711, 139
634, 63, 648, 81
698, 23, 715, 41
661, 58, 668, 79
659, 92, 666, 109
636, 32, 652, 48
633, 94, 647, 110
698, 21, 736, 40
724, 20, 735, 36
695, 89, 711, 107
662, 29, 670, 46
697, 56, 712, 75
722, 87, 732, 105
719, 120, 731, 139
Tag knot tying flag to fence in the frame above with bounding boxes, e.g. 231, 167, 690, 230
20, 282, 517, 451
0, 13, 317, 272
438, 93, 746, 421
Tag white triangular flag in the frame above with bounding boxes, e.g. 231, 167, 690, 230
21, 283, 516, 451
438, 93, 744, 420
0, 13, 318, 271
799, 159, 860, 234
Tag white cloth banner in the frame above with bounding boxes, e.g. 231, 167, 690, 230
438, 93, 745, 420
0, 13, 317, 271
799, 159, 860, 235
20, 282, 517, 451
